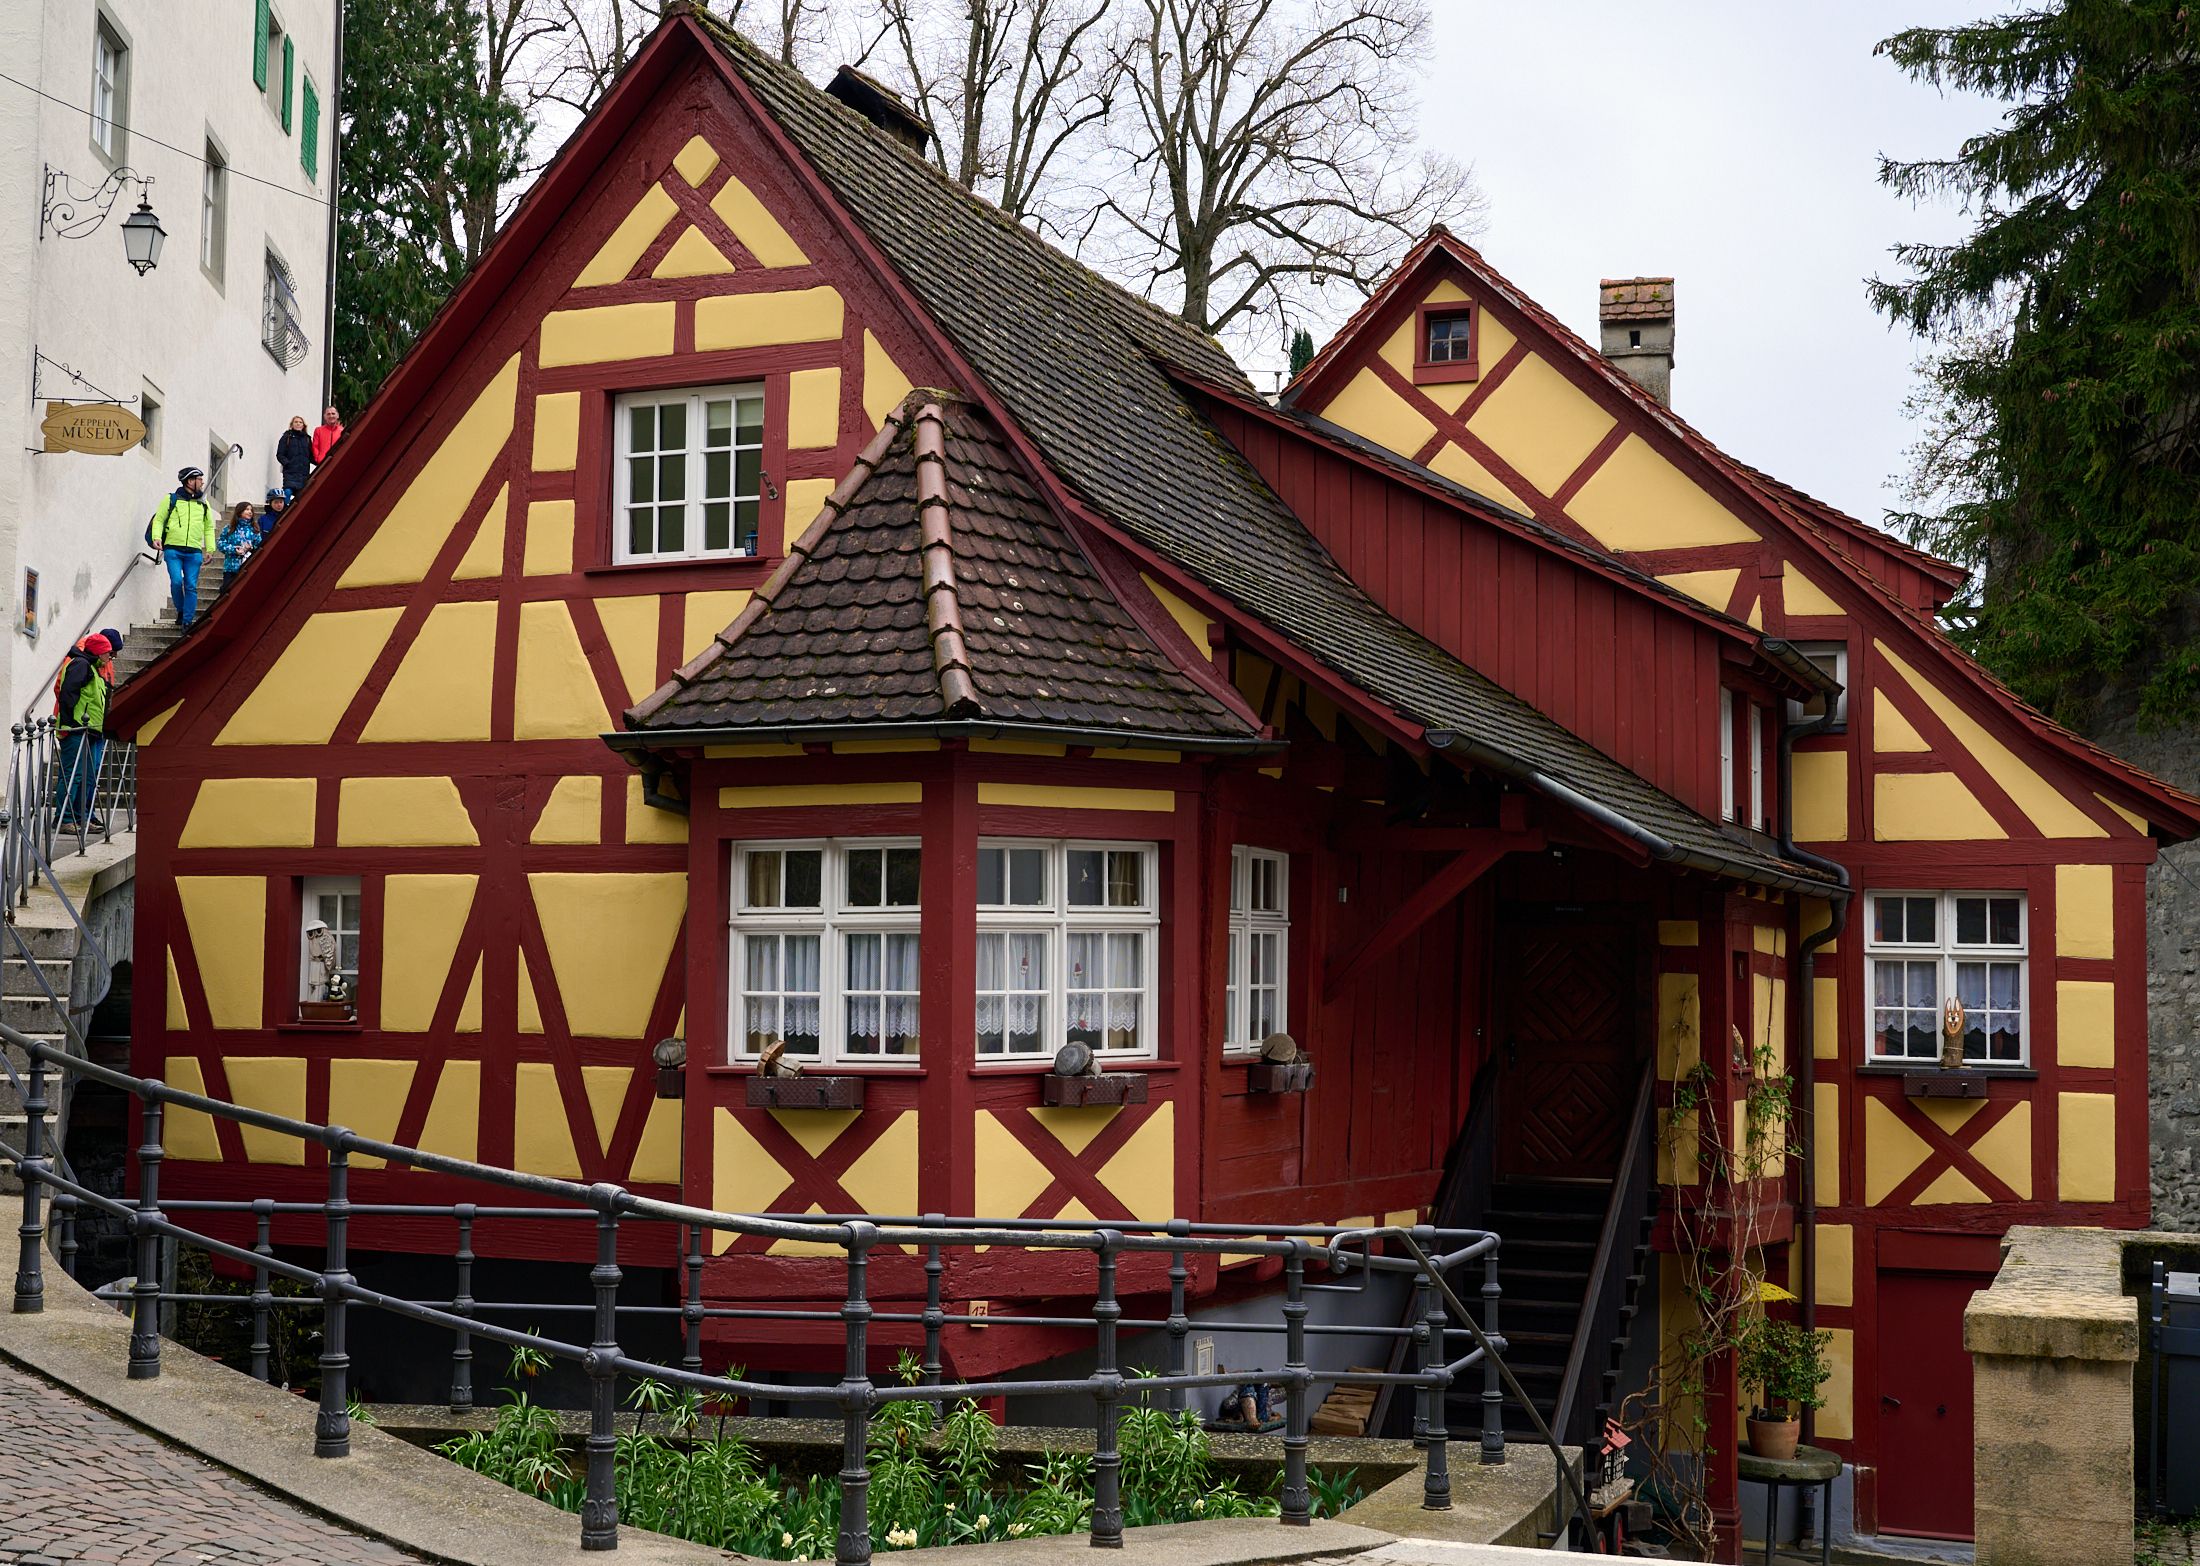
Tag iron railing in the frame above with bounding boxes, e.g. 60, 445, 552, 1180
0, 1033, 1600, 1558
3, 719, 139, 899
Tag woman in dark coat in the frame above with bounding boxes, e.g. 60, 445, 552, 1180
277, 415, 314, 495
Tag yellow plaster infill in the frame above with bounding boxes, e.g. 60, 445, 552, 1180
2097, 794, 2148, 835
592, 595, 660, 706
138, 701, 184, 747
1791, 750, 1848, 843
1863, 1095, 1931, 1206
652, 225, 737, 279
2060, 1092, 2118, 1201
694, 288, 843, 353
625, 774, 687, 844
969, 739, 1067, 757
768, 1203, 847, 1257
711, 1108, 794, 1252
1564, 432, 1760, 553
2056, 863, 2115, 959
1095, 1102, 1174, 1221
339, 355, 518, 588
514, 1064, 582, 1179
540, 301, 676, 369
672, 135, 720, 187
1031, 1105, 1120, 1157
1656, 973, 1700, 1083
360, 599, 498, 743
1657, 920, 1699, 947
976, 783, 1174, 813
683, 590, 751, 663
838, 1113, 918, 1220
582, 1066, 632, 1156
1140, 573, 1216, 656
1814, 1082, 1840, 1205
1813, 976, 1839, 1061
1752, 925, 1785, 957
1817, 1327, 1856, 1442
1876, 642, 2105, 838
1782, 568, 1845, 619
2058, 979, 2116, 1069
574, 183, 677, 287
1465, 353, 1617, 498
457, 958, 483, 1033
1919, 1095, 1987, 1137
160, 1057, 223, 1161
515, 601, 611, 740
523, 499, 576, 577
1872, 692, 1932, 752
224, 1057, 307, 1166
770, 1108, 858, 1160
787, 367, 842, 451
452, 486, 509, 581
380, 874, 478, 1032
1874, 772, 2006, 841
1655, 569, 1739, 612
531, 775, 602, 845
1916, 1166, 1991, 1205
532, 393, 580, 472
1321, 368, 1436, 459
974, 1112, 1058, 1231
216, 608, 402, 747
1971, 1102, 2033, 1199
631, 1099, 680, 1185
417, 1060, 480, 1162
862, 331, 912, 431
1425, 443, 1530, 512
721, 782, 921, 808
530, 872, 686, 1038
176, 877, 265, 1030
782, 477, 834, 558
1786, 1223, 1854, 1309
329, 1058, 416, 1170
1376, 317, 1417, 381
338, 776, 478, 847
708, 175, 809, 267
179, 777, 317, 848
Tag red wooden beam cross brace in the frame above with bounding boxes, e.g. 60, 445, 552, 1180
1320, 829, 1544, 1004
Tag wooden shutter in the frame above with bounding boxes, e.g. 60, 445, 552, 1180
281, 36, 295, 131
301, 79, 320, 180
252, 0, 269, 88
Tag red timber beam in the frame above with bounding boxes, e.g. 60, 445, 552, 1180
1320, 828, 1543, 1002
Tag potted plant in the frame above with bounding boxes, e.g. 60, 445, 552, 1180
1737, 1315, 1831, 1461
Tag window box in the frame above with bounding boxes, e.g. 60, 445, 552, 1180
1246, 1060, 1314, 1095
1901, 1070, 1990, 1100
1039, 1072, 1148, 1107
746, 1075, 866, 1110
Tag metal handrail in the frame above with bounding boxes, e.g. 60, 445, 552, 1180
18, 554, 152, 725
0, 1032, 1589, 1563
1548, 1056, 1659, 1449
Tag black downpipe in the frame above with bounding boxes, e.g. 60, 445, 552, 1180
320, 0, 346, 412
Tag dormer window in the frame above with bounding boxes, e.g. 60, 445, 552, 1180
1413, 301, 1480, 384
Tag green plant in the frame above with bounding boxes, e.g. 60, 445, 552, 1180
1737, 1317, 1832, 1417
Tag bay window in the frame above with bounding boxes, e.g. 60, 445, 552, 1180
732, 841, 921, 1065
1865, 890, 2027, 1064
614, 384, 765, 563
977, 840, 1158, 1060
1225, 846, 1289, 1054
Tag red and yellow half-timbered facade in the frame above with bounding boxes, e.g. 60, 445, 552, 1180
110, 11, 2198, 1552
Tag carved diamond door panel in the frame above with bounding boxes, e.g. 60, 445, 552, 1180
1495, 925, 1635, 1181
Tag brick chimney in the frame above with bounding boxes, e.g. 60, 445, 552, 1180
1599, 278, 1675, 406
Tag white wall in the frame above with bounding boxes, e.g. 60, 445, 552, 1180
0, 0, 335, 719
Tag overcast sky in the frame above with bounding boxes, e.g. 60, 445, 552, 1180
1421, 1, 2006, 529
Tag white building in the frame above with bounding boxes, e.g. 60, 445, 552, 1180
0, 0, 336, 719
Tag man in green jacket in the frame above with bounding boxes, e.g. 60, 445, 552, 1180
53, 632, 112, 830
148, 466, 216, 627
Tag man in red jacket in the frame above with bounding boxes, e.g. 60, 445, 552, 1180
311, 405, 344, 466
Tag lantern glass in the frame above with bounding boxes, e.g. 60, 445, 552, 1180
121, 199, 165, 275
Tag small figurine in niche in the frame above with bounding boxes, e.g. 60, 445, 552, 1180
1939, 996, 1968, 1071
303, 918, 355, 1018
758, 1039, 804, 1078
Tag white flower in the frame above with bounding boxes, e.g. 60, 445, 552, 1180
945, 1502, 956, 1513
1193, 1498, 1206, 1513
1008, 1523, 1028, 1537
975, 1515, 990, 1531
781, 1534, 794, 1548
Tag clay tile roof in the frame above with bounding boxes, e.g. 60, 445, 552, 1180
628, 395, 1258, 745
1598, 277, 1675, 322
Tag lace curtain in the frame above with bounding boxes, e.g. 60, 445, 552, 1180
846, 932, 921, 1052
977, 932, 1047, 1039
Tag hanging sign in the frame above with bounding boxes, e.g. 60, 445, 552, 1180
40, 401, 146, 456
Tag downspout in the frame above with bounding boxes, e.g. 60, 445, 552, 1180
320, 0, 346, 412
1777, 704, 1852, 1449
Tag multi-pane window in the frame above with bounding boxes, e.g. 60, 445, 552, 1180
1426, 312, 1472, 363
1718, 689, 1736, 821
300, 876, 362, 1002
1866, 891, 2027, 1064
976, 841, 1158, 1060
1225, 846, 1289, 1054
1788, 642, 1849, 727
613, 385, 764, 563
92, 18, 127, 161
1748, 703, 1765, 830
732, 841, 921, 1065
200, 141, 227, 281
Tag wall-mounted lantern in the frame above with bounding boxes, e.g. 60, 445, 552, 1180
41, 164, 164, 275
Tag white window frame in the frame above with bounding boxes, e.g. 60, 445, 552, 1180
612, 383, 766, 564
91, 15, 128, 163
1224, 846, 1289, 1056
1788, 642, 1849, 728
300, 875, 362, 1003
1863, 890, 2029, 1066
975, 839, 1160, 1064
730, 839, 923, 1068
1748, 702, 1765, 831
1718, 689, 1736, 822
200, 136, 227, 284
262, 5, 287, 119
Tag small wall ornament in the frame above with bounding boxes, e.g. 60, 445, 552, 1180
1940, 996, 1968, 1071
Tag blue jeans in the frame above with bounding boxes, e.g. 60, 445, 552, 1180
165, 546, 203, 625
53, 730, 102, 824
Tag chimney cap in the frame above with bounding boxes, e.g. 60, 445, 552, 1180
826, 66, 932, 155
1599, 277, 1675, 322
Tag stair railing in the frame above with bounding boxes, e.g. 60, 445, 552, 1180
1549, 1055, 1660, 1450
18, 551, 152, 726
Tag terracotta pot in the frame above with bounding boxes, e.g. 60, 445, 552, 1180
1748, 1414, 1800, 1461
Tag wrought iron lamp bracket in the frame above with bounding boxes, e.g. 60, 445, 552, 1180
40, 163, 153, 243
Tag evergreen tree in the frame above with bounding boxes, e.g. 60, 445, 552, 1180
1288, 326, 1317, 379
1872, 1, 2200, 727
334, 0, 530, 412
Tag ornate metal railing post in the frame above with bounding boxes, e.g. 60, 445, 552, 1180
127, 1089, 164, 1379
920, 1214, 944, 1389
1280, 1241, 1312, 1527
450, 1204, 476, 1412
581, 1188, 623, 1551
315, 1135, 353, 1457
249, 1198, 274, 1382
1091, 1230, 1124, 1550
1421, 1253, 1451, 1509
55, 1193, 77, 1280
1165, 1219, 1190, 1416
13, 1052, 48, 1314
1409, 1266, 1432, 1448
681, 1222, 704, 1379
836, 1222, 877, 1566
1480, 1245, 1504, 1466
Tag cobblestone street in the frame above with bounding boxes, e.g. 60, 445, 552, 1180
0, 1362, 422, 1565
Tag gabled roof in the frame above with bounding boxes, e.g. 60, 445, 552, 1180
626, 396, 1259, 747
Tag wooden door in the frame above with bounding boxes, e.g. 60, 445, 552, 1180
1494, 923, 1635, 1180
1876, 1271, 1986, 1539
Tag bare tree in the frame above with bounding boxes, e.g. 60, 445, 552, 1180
871, 0, 1112, 226
1093, 0, 1482, 343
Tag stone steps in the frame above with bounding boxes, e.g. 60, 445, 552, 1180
113, 564, 229, 687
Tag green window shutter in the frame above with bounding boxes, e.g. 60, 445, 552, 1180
301, 79, 319, 181
252, 0, 269, 88
281, 36, 295, 131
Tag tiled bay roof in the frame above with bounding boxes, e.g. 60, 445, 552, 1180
630, 397, 1256, 744
689, 19, 1837, 888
